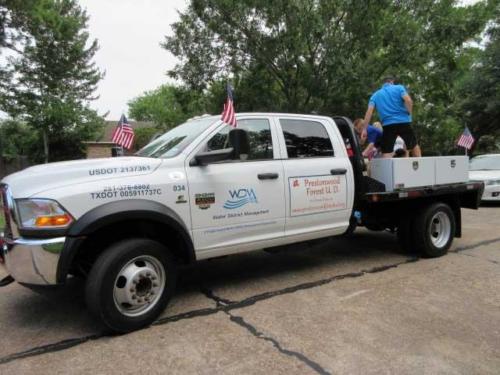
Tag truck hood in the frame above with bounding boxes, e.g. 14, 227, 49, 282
469, 170, 500, 181
1, 157, 162, 198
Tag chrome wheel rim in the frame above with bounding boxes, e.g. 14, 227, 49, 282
113, 255, 165, 317
429, 212, 451, 249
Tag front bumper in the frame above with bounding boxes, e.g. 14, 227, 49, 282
482, 185, 500, 201
1, 236, 65, 285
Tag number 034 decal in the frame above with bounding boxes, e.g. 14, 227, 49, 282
173, 185, 186, 192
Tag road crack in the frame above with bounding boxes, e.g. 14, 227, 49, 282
0, 334, 102, 366
451, 237, 500, 253
227, 311, 331, 375
200, 287, 234, 306
456, 251, 499, 265
1, 236, 498, 366
200, 285, 332, 374
201, 287, 332, 374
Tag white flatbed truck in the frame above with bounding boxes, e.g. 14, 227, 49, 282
0, 113, 483, 332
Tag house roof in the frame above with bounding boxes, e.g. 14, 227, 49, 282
98, 120, 154, 142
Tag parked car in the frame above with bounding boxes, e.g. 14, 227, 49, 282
469, 154, 500, 202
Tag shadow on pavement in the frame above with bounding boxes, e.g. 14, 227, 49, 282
480, 201, 500, 208
177, 229, 402, 292
0, 229, 402, 356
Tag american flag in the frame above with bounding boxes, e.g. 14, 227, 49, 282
112, 114, 135, 150
221, 84, 237, 127
457, 127, 475, 150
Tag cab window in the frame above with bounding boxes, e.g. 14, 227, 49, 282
205, 119, 273, 161
279, 119, 334, 158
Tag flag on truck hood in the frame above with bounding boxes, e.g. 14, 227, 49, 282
457, 127, 474, 150
221, 84, 237, 127
112, 114, 135, 150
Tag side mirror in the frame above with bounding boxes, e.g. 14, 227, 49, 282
189, 128, 250, 166
190, 147, 234, 166
228, 128, 249, 158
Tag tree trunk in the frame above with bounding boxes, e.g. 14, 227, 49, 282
42, 129, 49, 163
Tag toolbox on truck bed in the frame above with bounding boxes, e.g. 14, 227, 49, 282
370, 156, 469, 192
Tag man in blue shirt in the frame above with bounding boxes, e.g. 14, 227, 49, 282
362, 77, 421, 158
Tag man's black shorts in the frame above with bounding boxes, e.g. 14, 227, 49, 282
380, 123, 417, 153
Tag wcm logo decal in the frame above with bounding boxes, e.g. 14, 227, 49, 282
223, 188, 258, 209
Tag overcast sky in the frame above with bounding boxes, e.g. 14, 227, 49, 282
79, 0, 188, 120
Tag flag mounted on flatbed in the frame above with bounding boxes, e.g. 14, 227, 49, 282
457, 127, 475, 150
221, 84, 237, 127
112, 114, 135, 150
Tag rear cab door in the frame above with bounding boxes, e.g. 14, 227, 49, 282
273, 115, 354, 240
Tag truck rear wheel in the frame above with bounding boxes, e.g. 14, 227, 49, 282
85, 238, 177, 333
414, 203, 455, 258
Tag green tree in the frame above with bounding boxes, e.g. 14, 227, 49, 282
164, 0, 497, 153
0, 0, 104, 163
0, 1, 39, 50
0, 1, 38, 85
128, 84, 208, 129
457, 8, 500, 151
133, 127, 162, 150
0, 118, 38, 159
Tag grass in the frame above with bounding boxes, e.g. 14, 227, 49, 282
0, 213, 5, 230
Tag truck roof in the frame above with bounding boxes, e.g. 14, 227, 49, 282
187, 113, 336, 122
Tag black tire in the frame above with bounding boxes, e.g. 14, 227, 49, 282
413, 203, 455, 258
85, 238, 177, 333
397, 214, 416, 254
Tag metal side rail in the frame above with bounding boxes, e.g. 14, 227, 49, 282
363, 181, 484, 205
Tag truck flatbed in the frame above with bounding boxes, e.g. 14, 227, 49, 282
363, 180, 484, 206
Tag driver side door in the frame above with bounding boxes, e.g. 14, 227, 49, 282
185, 117, 286, 258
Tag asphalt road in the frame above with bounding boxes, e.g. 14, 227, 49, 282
1, 205, 499, 374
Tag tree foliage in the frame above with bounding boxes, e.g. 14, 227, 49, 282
133, 127, 162, 150
128, 85, 208, 129
162, 0, 498, 154
0, 0, 104, 163
0, 119, 37, 159
457, 7, 500, 151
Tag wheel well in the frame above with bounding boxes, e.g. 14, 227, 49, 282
69, 219, 193, 278
362, 196, 461, 236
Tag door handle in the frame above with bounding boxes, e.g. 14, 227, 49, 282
330, 168, 347, 175
258, 173, 279, 180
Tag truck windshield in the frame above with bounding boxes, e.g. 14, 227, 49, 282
469, 155, 500, 171
136, 117, 217, 158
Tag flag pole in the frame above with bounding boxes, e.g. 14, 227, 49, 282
121, 110, 125, 155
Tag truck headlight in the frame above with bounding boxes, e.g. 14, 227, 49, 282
16, 199, 73, 229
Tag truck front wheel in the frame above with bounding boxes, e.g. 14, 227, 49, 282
414, 203, 456, 258
85, 238, 177, 333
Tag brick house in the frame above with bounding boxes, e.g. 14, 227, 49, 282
84, 120, 154, 159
